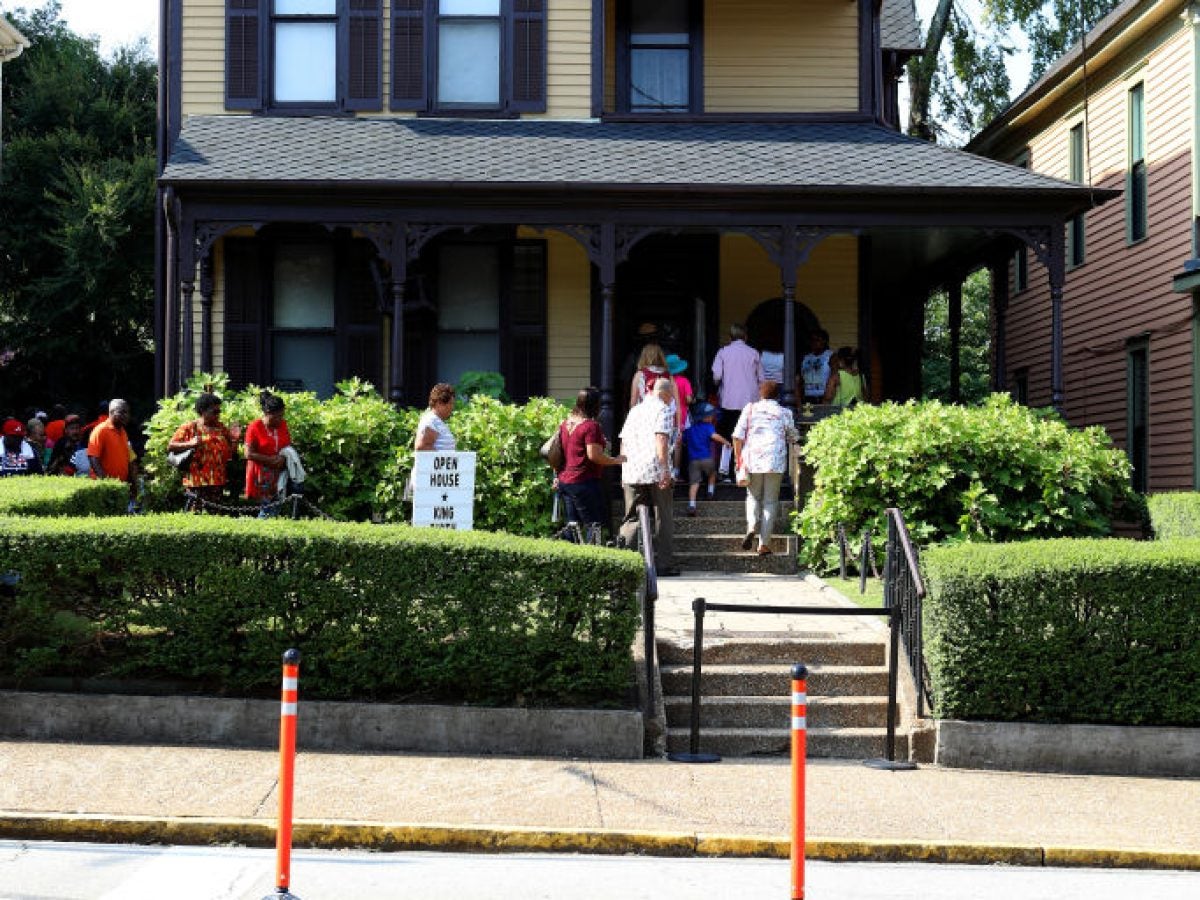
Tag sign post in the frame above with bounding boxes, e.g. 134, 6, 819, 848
412, 451, 477, 530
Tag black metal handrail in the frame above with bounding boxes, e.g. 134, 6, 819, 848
883, 507, 928, 718
637, 503, 658, 713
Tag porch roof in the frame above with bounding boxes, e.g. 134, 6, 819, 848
163, 116, 1104, 212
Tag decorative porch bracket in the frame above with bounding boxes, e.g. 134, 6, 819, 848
734, 226, 839, 408
995, 224, 1067, 412
530, 223, 662, 441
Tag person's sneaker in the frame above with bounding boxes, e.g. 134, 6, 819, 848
687, 505, 697, 517
757, 545, 773, 556
741, 532, 755, 551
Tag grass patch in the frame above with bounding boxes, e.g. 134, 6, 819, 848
819, 575, 885, 611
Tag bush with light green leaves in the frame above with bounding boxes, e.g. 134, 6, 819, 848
1147, 492, 1200, 540
794, 395, 1142, 572
0, 514, 643, 706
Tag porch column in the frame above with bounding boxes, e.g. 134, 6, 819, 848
989, 256, 1009, 392
949, 276, 962, 404
181, 279, 195, 383
176, 214, 196, 394
598, 223, 617, 442
199, 253, 214, 373
162, 191, 178, 396
388, 223, 408, 406
779, 226, 800, 409
1048, 224, 1067, 412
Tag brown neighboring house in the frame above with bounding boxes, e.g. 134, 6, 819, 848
156, 0, 1101, 441
970, 0, 1198, 492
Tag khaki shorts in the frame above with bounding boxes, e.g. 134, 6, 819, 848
688, 456, 716, 484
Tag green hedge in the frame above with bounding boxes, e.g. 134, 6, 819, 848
923, 538, 1200, 726
795, 395, 1141, 572
0, 476, 127, 517
1147, 493, 1200, 540
0, 514, 644, 706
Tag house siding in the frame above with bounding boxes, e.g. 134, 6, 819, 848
719, 234, 859, 349
528, 228, 592, 401
996, 16, 1194, 491
704, 0, 859, 113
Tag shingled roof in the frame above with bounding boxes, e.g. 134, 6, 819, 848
881, 0, 923, 52
163, 115, 1095, 201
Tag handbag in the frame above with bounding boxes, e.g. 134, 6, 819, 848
167, 447, 194, 470
540, 421, 567, 471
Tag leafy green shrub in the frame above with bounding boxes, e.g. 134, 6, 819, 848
1147, 492, 1200, 540
923, 538, 1200, 726
0, 476, 127, 517
142, 374, 405, 520
456, 370, 508, 402
794, 395, 1141, 571
0, 514, 643, 706
376, 394, 567, 536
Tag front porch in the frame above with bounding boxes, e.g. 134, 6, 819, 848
159, 116, 1106, 429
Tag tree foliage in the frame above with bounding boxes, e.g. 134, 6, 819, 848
0, 2, 157, 414
922, 269, 992, 404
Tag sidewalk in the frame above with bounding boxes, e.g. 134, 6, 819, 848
1, 573, 1197, 869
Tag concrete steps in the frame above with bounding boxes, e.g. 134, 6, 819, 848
666, 726, 909, 759
660, 663, 890, 697
674, 533, 792, 555
673, 551, 798, 575
658, 638, 884, 667
664, 695, 888, 729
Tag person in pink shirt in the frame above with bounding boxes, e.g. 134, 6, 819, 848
711, 323, 762, 479
666, 353, 693, 480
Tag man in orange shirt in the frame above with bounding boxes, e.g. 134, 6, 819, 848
87, 399, 137, 500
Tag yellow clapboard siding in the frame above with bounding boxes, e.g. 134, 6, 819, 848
705, 0, 859, 112
520, 228, 593, 402
181, 0, 226, 117
719, 234, 859, 350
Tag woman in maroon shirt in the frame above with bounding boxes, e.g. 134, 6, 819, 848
556, 387, 625, 530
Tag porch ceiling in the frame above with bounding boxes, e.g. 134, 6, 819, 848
162, 116, 1111, 221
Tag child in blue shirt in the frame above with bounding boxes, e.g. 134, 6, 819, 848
683, 402, 730, 516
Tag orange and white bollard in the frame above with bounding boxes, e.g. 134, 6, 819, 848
264, 649, 302, 900
790, 663, 807, 900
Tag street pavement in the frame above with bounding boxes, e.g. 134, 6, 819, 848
3, 842, 1200, 900
0, 573, 1197, 871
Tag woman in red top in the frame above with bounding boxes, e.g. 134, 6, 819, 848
556, 386, 625, 531
168, 393, 239, 512
244, 391, 291, 511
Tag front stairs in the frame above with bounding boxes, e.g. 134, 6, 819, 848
658, 630, 910, 759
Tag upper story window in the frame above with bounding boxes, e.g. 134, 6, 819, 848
1067, 123, 1085, 268
226, 0, 384, 111
393, 0, 546, 114
1128, 82, 1147, 243
273, 0, 337, 105
226, 1, 544, 115
617, 0, 701, 114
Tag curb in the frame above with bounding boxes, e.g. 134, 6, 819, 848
0, 813, 1197, 871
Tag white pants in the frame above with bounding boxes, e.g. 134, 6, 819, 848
745, 472, 784, 547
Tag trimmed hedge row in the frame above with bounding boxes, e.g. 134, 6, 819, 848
0, 515, 644, 706
0, 476, 127, 517
923, 538, 1200, 726
1147, 492, 1200, 540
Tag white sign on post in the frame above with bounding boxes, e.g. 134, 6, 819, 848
412, 451, 476, 530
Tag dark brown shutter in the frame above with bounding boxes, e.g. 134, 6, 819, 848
510, 0, 546, 113
223, 238, 265, 390
504, 241, 547, 401
391, 0, 428, 111
226, 0, 262, 110
347, 0, 383, 111
345, 239, 382, 386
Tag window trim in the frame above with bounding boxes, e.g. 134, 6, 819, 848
614, 0, 704, 116
1011, 367, 1028, 406
1127, 335, 1150, 493
1127, 81, 1148, 245
1067, 122, 1086, 269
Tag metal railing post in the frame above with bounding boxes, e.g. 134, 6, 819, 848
667, 597, 720, 763
837, 524, 847, 579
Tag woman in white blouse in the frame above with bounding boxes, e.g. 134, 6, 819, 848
732, 381, 798, 555
415, 383, 457, 451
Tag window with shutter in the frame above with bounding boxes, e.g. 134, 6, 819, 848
390, 0, 546, 114
225, 1, 382, 112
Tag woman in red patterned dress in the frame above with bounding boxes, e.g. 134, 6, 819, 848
168, 393, 239, 512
